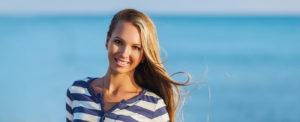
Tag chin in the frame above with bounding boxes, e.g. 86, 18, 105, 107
110, 66, 134, 74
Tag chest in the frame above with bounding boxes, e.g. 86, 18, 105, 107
102, 99, 120, 113
103, 92, 143, 113
72, 98, 153, 122
93, 88, 138, 113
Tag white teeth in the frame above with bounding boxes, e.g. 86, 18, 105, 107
119, 61, 127, 64
116, 58, 129, 65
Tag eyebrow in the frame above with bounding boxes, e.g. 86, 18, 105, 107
114, 36, 141, 46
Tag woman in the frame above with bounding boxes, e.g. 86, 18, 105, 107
66, 9, 189, 122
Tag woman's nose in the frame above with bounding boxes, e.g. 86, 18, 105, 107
119, 46, 131, 58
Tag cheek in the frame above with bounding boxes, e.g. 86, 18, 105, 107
107, 48, 117, 64
132, 51, 143, 63
108, 45, 119, 56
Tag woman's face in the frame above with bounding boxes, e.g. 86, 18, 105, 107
106, 21, 143, 75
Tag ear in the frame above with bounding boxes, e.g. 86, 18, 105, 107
105, 37, 110, 50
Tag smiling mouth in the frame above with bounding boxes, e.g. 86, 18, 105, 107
114, 58, 130, 66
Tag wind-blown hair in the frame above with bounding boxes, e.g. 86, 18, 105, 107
106, 8, 190, 122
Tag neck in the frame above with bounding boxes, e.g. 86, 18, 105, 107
103, 69, 140, 95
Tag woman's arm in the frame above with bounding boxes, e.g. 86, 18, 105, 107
151, 99, 170, 122
66, 88, 74, 122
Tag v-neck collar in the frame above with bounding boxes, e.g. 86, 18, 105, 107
85, 77, 146, 113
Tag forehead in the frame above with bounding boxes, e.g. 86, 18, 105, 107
111, 21, 141, 44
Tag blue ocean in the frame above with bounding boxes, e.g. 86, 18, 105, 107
0, 15, 299, 122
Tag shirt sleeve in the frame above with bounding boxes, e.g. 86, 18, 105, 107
66, 88, 74, 122
151, 98, 170, 122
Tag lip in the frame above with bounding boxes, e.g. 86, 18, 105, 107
114, 58, 130, 67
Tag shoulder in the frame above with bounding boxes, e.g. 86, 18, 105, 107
66, 77, 93, 97
68, 77, 90, 88
141, 89, 167, 109
141, 90, 169, 121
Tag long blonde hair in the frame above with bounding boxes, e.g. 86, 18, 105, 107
106, 9, 190, 122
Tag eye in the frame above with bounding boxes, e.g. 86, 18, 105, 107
114, 40, 122, 45
133, 46, 141, 50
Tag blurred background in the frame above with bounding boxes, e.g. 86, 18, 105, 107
0, 0, 300, 122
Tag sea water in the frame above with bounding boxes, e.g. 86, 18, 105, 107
0, 15, 299, 122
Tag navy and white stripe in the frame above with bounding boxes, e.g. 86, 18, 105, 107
66, 77, 170, 122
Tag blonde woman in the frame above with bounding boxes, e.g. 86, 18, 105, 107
66, 9, 188, 122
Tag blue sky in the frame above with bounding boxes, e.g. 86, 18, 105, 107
0, 0, 300, 15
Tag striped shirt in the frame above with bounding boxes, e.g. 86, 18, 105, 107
66, 77, 170, 122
